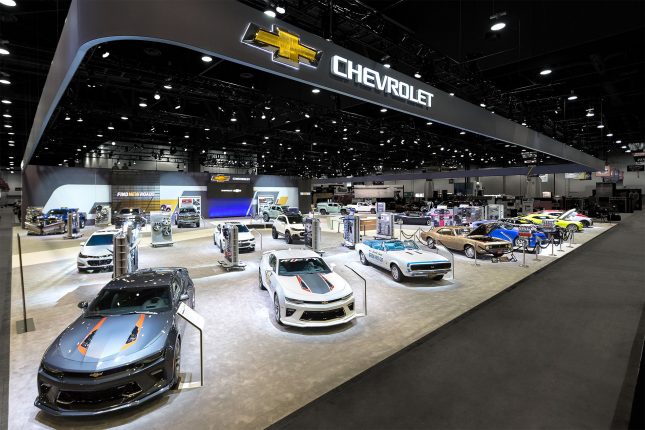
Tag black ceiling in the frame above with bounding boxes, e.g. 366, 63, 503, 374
0, 0, 643, 177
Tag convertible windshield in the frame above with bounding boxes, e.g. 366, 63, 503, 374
286, 215, 303, 223
402, 240, 419, 250
278, 257, 331, 275
85, 234, 115, 247
89, 286, 171, 315
383, 241, 407, 251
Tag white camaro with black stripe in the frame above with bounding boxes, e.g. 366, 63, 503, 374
259, 250, 356, 328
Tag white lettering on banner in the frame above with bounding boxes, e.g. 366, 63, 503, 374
116, 191, 155, 197
330, 55, 434, 108
231, 177, 251, 182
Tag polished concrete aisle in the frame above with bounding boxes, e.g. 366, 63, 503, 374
271, 211, 645, 430
0, 208, 14, 430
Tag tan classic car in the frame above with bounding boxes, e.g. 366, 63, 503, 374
420, 225, 512, 258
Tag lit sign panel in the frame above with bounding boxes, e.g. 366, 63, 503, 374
242, 24, 322, 70
116, 191, 155, 197
211, 174, 231, 183
330, 55, 434, 108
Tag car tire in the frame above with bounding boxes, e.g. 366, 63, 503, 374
170, 337, 181, 389
370, 209, 376, 214
390, 264, 403, 282
285, 231, 293, 244
513, 237, 523, 248
274, 294, 283, 326
426, 237, 435, 248
320, 209, 327, 215
196, 221, 200, 228
80, 219, 85, 229
567, 224, 578, 233
581, 220, 590, 228
258, 268, 266, 290
340, 209, 347, 215
464, 245, 476, 259
433, 275, 444, 280
272, 227, 278, 239
359, 251, 369, 266
263, 213, 270, 222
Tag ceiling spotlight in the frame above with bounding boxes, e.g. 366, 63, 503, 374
111, 141, 116, 145
101, 51, 110, 59
414, 72, 422, 79
0, 0, 16, 6
380, 108, 387, 113
586, 109, 594, 117
490, 21, 506, 31
304, 113, 310, 118
449, 92, 454, 96
163, 84, 172, 89
311, 88, 320, 94
459, 131, 466, 135
597, 124, 605, 129
0, 47, 8, 55
616, 140, 622, 144
64, 115, 71, 121
2, 114, 10, 118
139, 102, 147, 107
97, 133, 103, 137
242, 141, 247, 145
231, 117, 237, 122
276, 5, 286, 14
174, 104, 181, 110
383, 63, 391, 68
154, 92, 161, 100
264, 9, 276, 17
606, 133, 613, 137
426, 122, 433, 125
539, 68, 552, 76
0, 79, 11, 85
567, 91, 578, 101
107, 124, 115, 130
480, 103, 486, 107
3, 124, 11, 128
77, 118, 83, 122
201, 55, 213, 62
120, 116, 128, 120
1, 99, 11, 104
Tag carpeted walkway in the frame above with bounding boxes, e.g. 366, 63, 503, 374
271, 211, 645, 430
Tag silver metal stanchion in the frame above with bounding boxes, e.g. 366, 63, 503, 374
549, 235, 557, 256
534, 238, 541, 262
567, 230, 575, 248
519, 242, 528, 267
473, 247, 480, 267
558, 234, 565, 252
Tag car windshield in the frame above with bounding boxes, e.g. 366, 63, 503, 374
280, 206, 289, 211
88, 286, 172, 315
179, 207, 196, 213
235, 224, 249, 233
47, 209, 67, 215
85, 234, 115, 247
286, 215, 303, 223
383, 241, 407, 251
120, 208, 139, 214
278, 257, 331, 275
402, 240, 419, 250
455, 228, 472, 236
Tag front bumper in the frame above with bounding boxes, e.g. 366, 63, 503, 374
281, 296, 356, 328
289, 230, 304, 240
35, 351, 172, 416
479, 246, 512, 256
238, 240, 256, 250
77, 256, 113, 270
405, 263, 451, 277
177, 217, 199, 225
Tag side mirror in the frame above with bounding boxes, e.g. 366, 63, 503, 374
180, 294, 190, 302
79, 242, 85, 246
78, 301, 88, 309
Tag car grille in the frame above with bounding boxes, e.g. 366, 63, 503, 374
489, 244, 510, 249
300, 308, 346, 321
56, 382, 142, 410
87, 259, 112, 266
410, 262, 451, 271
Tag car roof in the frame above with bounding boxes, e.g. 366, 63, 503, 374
105, 268, 184, 289
93, 229, 120, 235
271, 249, 320, 259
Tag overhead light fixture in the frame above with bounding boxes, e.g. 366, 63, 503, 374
540, 69, 552, 76
276, 5, 285, 14
586, 109, 594, 117
567, 91, 578, 101
101, 51, 110, 59
616, 140, 622, 144
383, 63, 391, 68
606, 133, 613, 137
201, 55, 213, 63
154, 92, 161, 100
111, 141, 116, 145
64, 115, 71, 121
449, 92, 454, 96
311, 88, 320, 94
480, 103, 486, 107
1, 99, 11, 104
231, 117, 237, 122
174, 104, 181, 109
426, 122, 433, 125
139, 102, 147, 107
77, 118, 83, 122
414, 72, 421, 79
0, 48, 9, 55
0, 79, 11, 85
2, 114, 10, 118
97, 133, 103, 137
597, 124, 605, 129
490, 21, 506, 31
120, 116, 128, 120
163, 84, 172, 90
459, 131, 466, 135
264, 9, 276, 17
0, 0, 17, 7
107, 124, 114, 130
380, 108, 387, 113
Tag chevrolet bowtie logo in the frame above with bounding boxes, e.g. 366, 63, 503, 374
242, 24, 322, 70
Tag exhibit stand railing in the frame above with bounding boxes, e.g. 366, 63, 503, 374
177, 302, 204, 389
344, 264, 367, 317
250, 228, 263, 251
15, 233, 35, 334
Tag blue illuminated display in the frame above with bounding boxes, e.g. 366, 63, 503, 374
208, 198, 253, 218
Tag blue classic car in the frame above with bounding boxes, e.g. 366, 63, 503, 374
470, 222, 547, 249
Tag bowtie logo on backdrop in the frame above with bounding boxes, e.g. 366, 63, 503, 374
242, 23, 322, 70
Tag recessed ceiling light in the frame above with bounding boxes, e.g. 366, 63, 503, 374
414, 72, 421, 79
616, 140, 622, 144
201, 55, 213, 62
230, 117, 237, 122
480, 103, 486, 107
2, 114, 10, 118
163, 84, 172, 90
276, 5, 286, 14
174, 105, 181, 110
426, 122, 433, 125
567, 91, 578, 101
102, 51, 110, 58
139, 102, 147, 107
1, 99, 10, 104
459, 131, 466, 135
3, 124, 11, 128
0, 79, 12, 85
449, 92, 454, 96
540, 69, 552, 75
154, 92, 161, 100
311, 88, 320, 94
264, 9, 276, 17
111, 141, 116, 145
380, 108, 387, 113
597, 124, 604, 129
383, 63, 391, 68
97, 134, 103, 137
606, 133, 613, 137
77, 118, 83, 122
120, 116, 128, 120
0, 47, 9, 55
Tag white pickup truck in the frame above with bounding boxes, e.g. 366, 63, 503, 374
271, 213, 306, 244
346, 201, 377, 214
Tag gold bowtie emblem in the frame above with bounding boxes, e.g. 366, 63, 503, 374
242, 24, 322, 69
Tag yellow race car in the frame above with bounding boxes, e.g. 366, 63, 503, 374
519, 213, 583, 232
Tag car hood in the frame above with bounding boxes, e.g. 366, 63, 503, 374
389, 249, 450, 263
288, 223, 305, 230
238, 232, 255, 240
80, 245, 113, 257
44, 312, 172, 370
557, 209, 576, 220
277, 271, 352, 300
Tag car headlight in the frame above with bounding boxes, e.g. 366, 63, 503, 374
78, 253, 88, 258
42, 363, 63, 376
285, 297, 304, 305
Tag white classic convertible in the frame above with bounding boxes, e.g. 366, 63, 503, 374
355, 239, 451, 282
259, 250, 356, 327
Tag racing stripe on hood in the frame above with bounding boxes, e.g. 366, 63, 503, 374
77, 317, 106, 356
296, 273, 333, 294
120, 314, 145, 351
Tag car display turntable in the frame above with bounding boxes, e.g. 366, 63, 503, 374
7, 216, 619, 429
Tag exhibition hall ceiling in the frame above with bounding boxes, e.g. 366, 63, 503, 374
0, 0, 642, 177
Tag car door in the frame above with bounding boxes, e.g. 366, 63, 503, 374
274, 215, 286, 233
436, 228, 457, 249
367, 242, 386, 268
171, 276, 187, 336
265, 253, 278, 294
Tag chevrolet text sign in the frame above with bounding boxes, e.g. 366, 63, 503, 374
331, 55, 434, 108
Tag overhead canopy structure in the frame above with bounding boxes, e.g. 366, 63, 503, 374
23, 0, 605, 171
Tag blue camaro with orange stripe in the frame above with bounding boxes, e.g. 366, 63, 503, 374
35, 268, 195, 416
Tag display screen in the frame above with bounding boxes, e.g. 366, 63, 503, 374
207, 183, 253, 217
